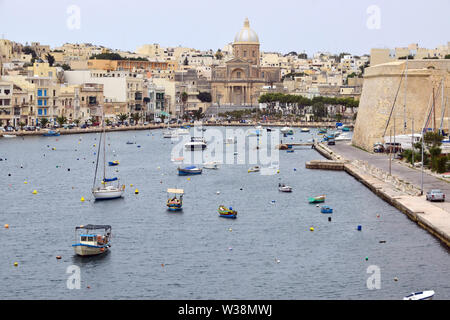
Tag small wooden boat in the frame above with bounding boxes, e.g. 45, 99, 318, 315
403, 291, 435, 300
218, 206, 237, 219
248, 166, 261, 173
108, 161, 120, 167
43, 130, 60, 137
309, 195, 326, 204
279, 184, 293, 192
178, 166, 202, 176
321, 206, 333, 214
72, 225, 112, 257
167, 189, 184, 211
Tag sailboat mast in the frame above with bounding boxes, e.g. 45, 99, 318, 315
103, 110, 106, 181
404, 57, 408, 134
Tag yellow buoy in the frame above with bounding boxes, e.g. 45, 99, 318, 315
14, 262, 18, 267
81, 197, 85, 202
130, 184, 133, 187
32, 190, 38, 195
135, 189, 139, 194
24, 181, 28, 184
187, 178, 191, 181
310, 227, 315, 232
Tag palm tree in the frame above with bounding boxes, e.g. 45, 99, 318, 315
56, 116, 67, 128
118, 113, 128, 124
131, 113, 141, 125
40, 117, 49, 128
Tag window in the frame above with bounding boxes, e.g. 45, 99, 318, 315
38, 108, 42, 116
252, 51, 255, 57
81, 236, 87, 242
38, 89, 42, 97
244, 51, 247, 57
38, 99, 43, 106
237, 71, 241, 79
44, 109, 47, 115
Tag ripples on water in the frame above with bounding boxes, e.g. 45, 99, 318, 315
0, 127, 449, 300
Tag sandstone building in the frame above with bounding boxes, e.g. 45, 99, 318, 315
210, 18, 282, 107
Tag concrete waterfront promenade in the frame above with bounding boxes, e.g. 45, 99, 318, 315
311, 142, 450, 248
0, 121, 353, 138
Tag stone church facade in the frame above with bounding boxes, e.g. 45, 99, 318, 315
211, 18, 282, 107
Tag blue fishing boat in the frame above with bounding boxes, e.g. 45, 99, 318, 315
108, 161, 120, 167
321, 206, 333, 214
178, 166, 202, 176
43, 130, 60, 137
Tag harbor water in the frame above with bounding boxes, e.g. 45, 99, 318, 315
0, 127, 449, 299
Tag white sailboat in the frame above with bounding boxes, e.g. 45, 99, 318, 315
92, 117, 125, 200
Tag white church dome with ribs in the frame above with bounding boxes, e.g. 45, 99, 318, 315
234, 18, 259, 44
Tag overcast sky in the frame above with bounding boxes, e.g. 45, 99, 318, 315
0, 0, 448, 56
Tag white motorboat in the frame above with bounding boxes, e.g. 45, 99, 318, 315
72, 225, 112, 257
403, 290, 435, 300
203, 161, 220, 169
255, 125, 263, 130
301, 128, 310, 133
185, 137, 207, 150
278, 184, 293, 192
281, 127, 294, 135
2, 134, 17, 138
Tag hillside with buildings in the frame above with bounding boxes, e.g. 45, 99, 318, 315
0, 25, 448, 128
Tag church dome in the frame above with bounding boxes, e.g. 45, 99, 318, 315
234, 18, 259, 44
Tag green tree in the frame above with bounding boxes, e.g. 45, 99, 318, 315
192, 108, 204, 121
39, 117, 49, 128
56, 116, 67, 127
118, 113, 128, 123
46, 53, 55, 67
197, 92, 212, 103
215, 49, 223, 60
74, 119, 81, 127
61, 64, 71, 71
18, 122, 26, 130
131, 113, 141, 125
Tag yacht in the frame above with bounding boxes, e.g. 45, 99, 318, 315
185, 137, 207, 150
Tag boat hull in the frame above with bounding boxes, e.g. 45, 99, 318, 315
178, 169, 202, 176
73, 244, 109, 256
93, 189, 124, 200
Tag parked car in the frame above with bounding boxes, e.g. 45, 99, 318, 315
373, 143, 385, 153
426, 190, 445, 202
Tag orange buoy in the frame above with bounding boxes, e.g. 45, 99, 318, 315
4, 224, 9, 229
56, 256, 62, 260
